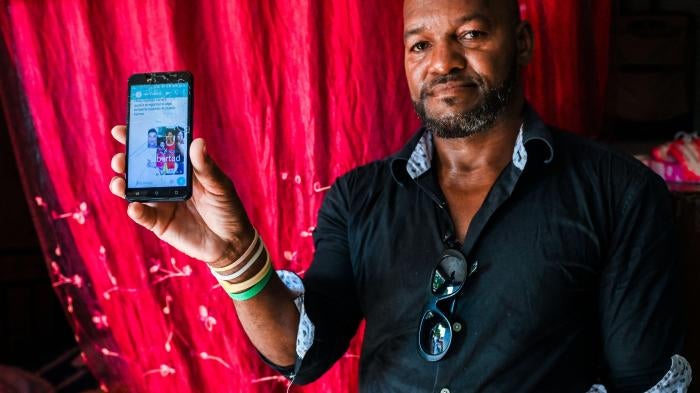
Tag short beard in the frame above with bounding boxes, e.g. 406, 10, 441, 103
413, 62, 518, 139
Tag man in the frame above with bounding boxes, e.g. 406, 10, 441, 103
109, 0, 691, 391
147, 128, 158, 148
125, 128, 158, 187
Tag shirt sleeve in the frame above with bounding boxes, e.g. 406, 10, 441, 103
257, 270, 315, 376
261, 176, 364, 385
597, 170, 689, 391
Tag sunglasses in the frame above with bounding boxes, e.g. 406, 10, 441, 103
417, 249, 478, 362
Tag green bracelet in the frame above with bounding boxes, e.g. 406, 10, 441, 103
228, 267, 274, 301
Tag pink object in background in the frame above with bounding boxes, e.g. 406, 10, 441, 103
647, 159, 690, 183
650, 133, 700, 184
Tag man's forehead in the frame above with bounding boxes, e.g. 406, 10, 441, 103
403, 0, 512, 24
404, 0, 492, 15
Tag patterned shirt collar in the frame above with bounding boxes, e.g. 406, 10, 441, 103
390, 103, 554, 184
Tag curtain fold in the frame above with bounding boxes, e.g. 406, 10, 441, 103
0, 1, 610, 392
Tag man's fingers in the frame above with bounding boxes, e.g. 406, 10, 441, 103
111, 125, 126, 145
109, 176, 126, 198
109, 127, 126, 198
127, 202, 160, 233
190, 138, 233, 195
111, 153, 125, 174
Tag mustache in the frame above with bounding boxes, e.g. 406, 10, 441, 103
419, 73, 483, 99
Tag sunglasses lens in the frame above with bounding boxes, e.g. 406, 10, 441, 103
419, 311, 451, 357
431, 250, 468, 296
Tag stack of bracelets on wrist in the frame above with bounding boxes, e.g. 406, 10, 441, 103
208, 230, 274, 301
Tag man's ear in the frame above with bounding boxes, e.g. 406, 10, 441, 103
516, 21, 534, 66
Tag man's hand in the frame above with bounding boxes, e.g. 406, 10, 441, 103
108, 125, 255, 261
110, 126, 300, 367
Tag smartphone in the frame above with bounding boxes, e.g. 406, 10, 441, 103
125, 71, 193, 201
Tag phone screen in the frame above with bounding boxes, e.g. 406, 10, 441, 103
127, 82, 190, 191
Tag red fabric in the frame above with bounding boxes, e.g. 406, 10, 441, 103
521, 1, 612, 135
0, 1, 610, 392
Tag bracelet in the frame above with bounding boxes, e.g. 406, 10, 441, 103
209, 230, 259, 272
220, 254, 272, 293
228, 267, 274, 301
209, 238, 265, 280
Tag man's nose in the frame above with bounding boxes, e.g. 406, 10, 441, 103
428, 40, 466, 76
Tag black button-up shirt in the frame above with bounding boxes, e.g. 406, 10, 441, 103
288, 107, 683, 392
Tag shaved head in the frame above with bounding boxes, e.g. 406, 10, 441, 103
405, 0, 521, 26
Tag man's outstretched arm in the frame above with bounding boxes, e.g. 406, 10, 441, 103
109, 125, 299, 366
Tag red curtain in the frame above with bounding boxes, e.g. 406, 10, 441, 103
0, 1, 610, 392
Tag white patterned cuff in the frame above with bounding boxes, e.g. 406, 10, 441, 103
586, 355, 692, 393
277, 270, 315, 359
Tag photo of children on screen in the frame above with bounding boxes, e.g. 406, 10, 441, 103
130, 126, 187, 188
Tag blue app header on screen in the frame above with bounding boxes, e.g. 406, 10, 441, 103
130, 83, 189, 99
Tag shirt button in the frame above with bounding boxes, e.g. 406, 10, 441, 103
452, 322, 462, 332
440, 388, 450, 393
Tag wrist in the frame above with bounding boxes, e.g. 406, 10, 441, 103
228, 224, 256, 256
207, 227, 257, 268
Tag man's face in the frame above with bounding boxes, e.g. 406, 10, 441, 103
148, 131, 157, 147
403, 0, 522, 138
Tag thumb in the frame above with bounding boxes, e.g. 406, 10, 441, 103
190, 138, 233, 195
127, 202, 166, 237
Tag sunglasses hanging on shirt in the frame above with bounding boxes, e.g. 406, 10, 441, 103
417, 249, 478, 362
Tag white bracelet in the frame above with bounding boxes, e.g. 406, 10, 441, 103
209, 238, 266, 281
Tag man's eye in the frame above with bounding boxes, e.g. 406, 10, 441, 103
410, 41, 431, 53
460, 31, 487, 40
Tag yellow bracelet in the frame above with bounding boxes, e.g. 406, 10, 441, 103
210, 230, 259, 272
219, 254, 272, 293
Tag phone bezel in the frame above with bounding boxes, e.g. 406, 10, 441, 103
125, 71, 194, 202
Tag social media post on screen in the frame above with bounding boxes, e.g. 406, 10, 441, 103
127, 83, 189, 189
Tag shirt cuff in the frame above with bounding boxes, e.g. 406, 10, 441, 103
257, 270, 316, 380
276, 270, 315, 359
586, 355, 692, 393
